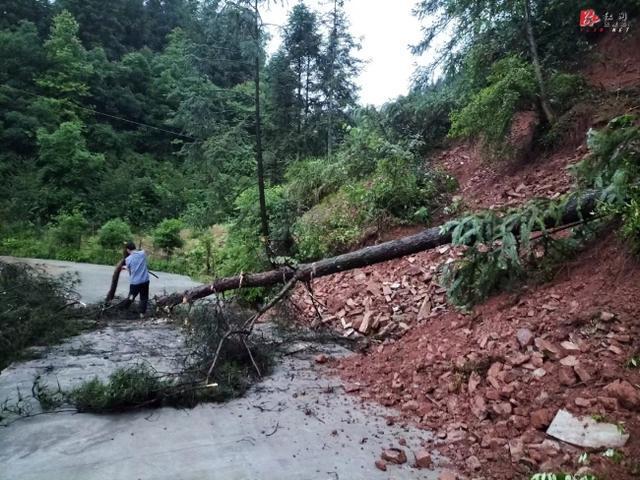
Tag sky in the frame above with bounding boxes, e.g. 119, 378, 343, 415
262, 0, 431, 107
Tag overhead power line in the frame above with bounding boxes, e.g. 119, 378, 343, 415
1, 83, 255, 141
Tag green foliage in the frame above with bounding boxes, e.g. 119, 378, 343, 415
49, 210, 89, 248
601, 448, 624, 463
443, 115, 640, 307
36, 120, 105, 218
264, 0, 361, 168
442, 198, 574, 306
381, 86, 455, 155
152, 218, 184, 255
0, 261, 86, 371
98, 218, 133, 250
214, 187, 294, 301
293, 187, 368, 260
36, 11, 92, 102
574, 115, 640, 252
70, 364, 169, 412
626, 354, 640, 369
547, 73, 587, 114
530, 474, 598, 480
449, 56, 537, 151
285, 158, 347, 212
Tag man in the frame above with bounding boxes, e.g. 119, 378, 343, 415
122, 241, 150, 317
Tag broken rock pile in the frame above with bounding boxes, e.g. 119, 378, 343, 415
291, 247, 460, 339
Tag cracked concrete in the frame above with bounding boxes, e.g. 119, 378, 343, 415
0, 259, 444, 480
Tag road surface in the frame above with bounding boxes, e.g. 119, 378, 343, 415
0, 259, 444, 480
0, 256, 200, 303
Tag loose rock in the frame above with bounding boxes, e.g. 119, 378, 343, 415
604, 379, 640, 410
314, 354, 329, 364
530, 409, 554, 430
414, 449, 433, 468
516, 328, 534, 348
466, 455, 481, 470
381, 448, 407, 464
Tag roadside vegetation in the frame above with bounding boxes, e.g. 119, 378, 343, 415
3, 1, 638, 303
0, 260, 89, 371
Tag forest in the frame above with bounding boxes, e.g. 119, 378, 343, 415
0, 0, 638, 295
2, 1, 640, 479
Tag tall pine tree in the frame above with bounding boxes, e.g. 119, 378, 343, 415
320, 0, 361, 158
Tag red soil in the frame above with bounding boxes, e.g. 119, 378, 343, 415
291, 31, 640, 479
336, 237, 640, 478
584, 30, 640, 91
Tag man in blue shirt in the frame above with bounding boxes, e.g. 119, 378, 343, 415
122, 241, 150, 316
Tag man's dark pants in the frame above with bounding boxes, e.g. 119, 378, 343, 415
123, 281, 150, 314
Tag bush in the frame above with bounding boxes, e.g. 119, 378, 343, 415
98, 218, 133, 250
48, 210, 89, 248
547, 73, 586, 114
449, 56, 537, 151
291, 146, 456, 260
381, 87, 455, 155
285, 158, 347, 213
152, 218, 184, 255
293, 187, 369, 260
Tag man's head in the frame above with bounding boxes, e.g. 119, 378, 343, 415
125, 241, 136, 254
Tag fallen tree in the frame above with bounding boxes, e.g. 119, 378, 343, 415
106, 244, 129, 302
156, 190, 601, 309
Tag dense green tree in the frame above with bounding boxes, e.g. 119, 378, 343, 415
192, 0, 255, 88
319, 0, 361, 157
98, 218, 133, 249
143, 0, 197, 52
0, 0, 51, 34
56, 0, 142, 58
283, 2, 322, 158
0, 21, 47, 155
264, 48, 298, 182
36, 121, 105, 218
152, 218, 184, 255
37, 11, 92, 104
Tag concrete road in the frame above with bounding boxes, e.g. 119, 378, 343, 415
0, 256, 200, 304
0, 259, 444, 480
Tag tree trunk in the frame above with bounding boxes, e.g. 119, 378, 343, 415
327, 0, 337, 159
523, 0, 555, 124
254, 0, 269, 243
106, 245, 129, 302
156, 191, 601, 309
305, 57, 310, 120
296, 61, 302, 161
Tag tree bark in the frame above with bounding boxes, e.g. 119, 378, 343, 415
106, 245, 129, 302
254, 0, 269, 243
156, 191, 601, 309
326, 0, 337, 159
523, 0, 555, 124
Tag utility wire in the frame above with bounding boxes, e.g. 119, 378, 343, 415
1, 83, 255, 141
2, 83, 196, 140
